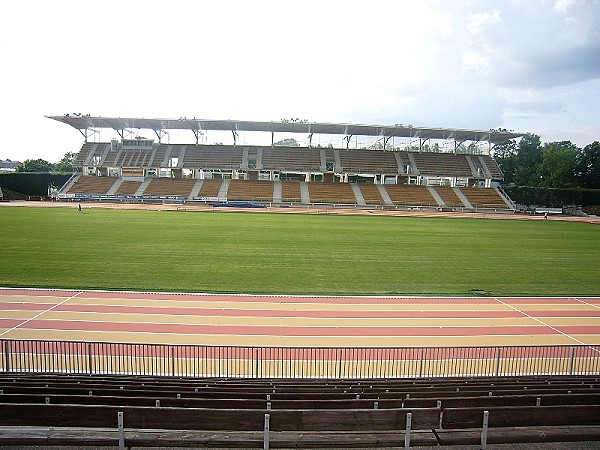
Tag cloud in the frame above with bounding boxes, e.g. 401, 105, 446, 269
467, 9, 501, 35
1, 0, 599, 162
553, 0, 585, 13
507, 101, 564, 114
451, 1, 600, 89
462, 51, 490, 74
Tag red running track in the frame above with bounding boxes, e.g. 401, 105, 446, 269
1, 288, 600, 348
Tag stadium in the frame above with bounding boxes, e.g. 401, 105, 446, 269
48, 115, 522, 211
1, 115, 599, 448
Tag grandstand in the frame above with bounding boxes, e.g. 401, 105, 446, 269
49, 116, 521, 211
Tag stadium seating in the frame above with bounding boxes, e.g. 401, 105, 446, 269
227, 180, 274, 202
73, 142, 95, 166
196, 179, 223, 198
0, 372, 598, 447
411, 152, 474, 177
280, 181, 303, 203
384, 185, 437, 206
67, 176, 117, 195
358, 183, 386, 205
307, 182, 357, 204
262, 147, 321, 171
62, 141, 514, 211
433, 186, 465, 208
461, 187, 509, 209
481, 154, 503, 179
74, 142, 505, 180
142, 178, 196, 198
115, 180, 142, 196
182, 145, 244, 169
61, 176, 516, 211
116, 149, 153, 167
150, 144, 169, 167
338, 149, 399, 173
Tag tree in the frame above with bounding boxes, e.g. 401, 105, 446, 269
15, 159, 54, 173
274, 138, 300, 147
576, 141, 600, 189
367, 141, 384, 150
54, 152, 78, 173
512, 134, 542, 186
539, 141, 578, 188
493, 139, 519, 184
492, 139, 518, 159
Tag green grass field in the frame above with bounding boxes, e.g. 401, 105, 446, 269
1, 206, 598, 296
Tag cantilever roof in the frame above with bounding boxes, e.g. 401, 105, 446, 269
47, 115, 524, 144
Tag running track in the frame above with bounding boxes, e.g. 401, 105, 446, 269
1, 288, 600, 348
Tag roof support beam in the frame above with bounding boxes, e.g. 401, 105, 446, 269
153, 129, 169, 144
454, 139, 466, 154
192, 128, 204, 145
383, 136, 392, 151
78, 127, 99, 143
343, 135, 353, 149
114, 128, 134, 140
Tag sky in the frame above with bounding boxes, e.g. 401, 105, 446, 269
1, 0, 599, 163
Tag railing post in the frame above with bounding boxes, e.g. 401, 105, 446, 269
117, 411, 125, 450
263, 413, 270, 450
404, 412, 412, 449
171, 346, 175, 377
3, 341, 10, 372
255, 348, 260, 377
568, 346, 576, 375
495, 347, 501, 376
87, 343, 93, 375
418, 348, 424, 377
480, 410, 489, 450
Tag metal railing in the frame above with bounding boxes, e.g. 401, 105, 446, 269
2, 339, 599, 378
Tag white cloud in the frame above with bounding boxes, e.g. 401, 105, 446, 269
462, 51, 490, 74
553, 0, 584, 13
467, 9, 501, 35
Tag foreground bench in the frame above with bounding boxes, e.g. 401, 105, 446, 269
0, 404, 439, 448
1, 373, 600, 447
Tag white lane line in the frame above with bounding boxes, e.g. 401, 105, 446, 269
0, 291, 83, 337
494, 297, 593, 347
575, 297, 600, 310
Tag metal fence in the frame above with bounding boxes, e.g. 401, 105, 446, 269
2, 339, 599, 378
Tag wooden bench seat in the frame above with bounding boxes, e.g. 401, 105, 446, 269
0, 426, 440, 448
0, 403, 439, 431
1, 372, 600, 447
442, 405, 600, 429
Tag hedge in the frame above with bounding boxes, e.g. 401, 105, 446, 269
0, 173, 72, 197
504, 185, 600, 208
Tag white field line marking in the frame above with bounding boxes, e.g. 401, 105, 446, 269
575, 297, 600, 310
494, 297, 598, 350
0, 291, 83, 337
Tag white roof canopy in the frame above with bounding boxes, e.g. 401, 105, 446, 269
47, 115, 524, 146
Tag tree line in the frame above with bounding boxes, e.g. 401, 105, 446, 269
14, 152, 78, 173
494, 135, 600, 189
